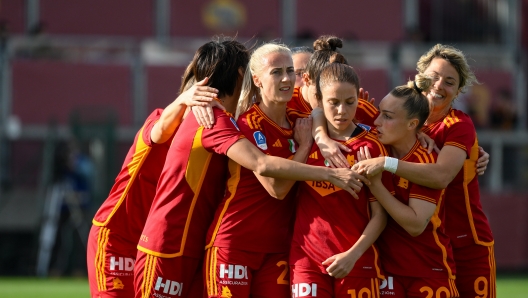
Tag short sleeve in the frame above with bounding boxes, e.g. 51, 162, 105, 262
141, 109, 164, 147
409, 183, 443, 205
443, 120, 476, 157
201, 110, 245, 155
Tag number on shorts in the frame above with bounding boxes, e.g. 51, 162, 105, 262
348, 288, 372, 298
420, 286, 451, 298
420, 286, 434, 298
276, 261, 289, 285
475, 276, 488, 298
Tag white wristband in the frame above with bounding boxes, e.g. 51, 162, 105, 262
384, 157, 398, 174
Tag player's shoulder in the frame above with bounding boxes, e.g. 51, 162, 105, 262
409, 142, 438, 164
286, 107, 310, 120
443, 109, 475, 128
145, 108, 164, 123
359, 128, 389, 156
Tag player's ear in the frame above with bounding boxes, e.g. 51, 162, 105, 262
408, 118, 419, 130
253, 74, 261, 88
303, 73, 311, 86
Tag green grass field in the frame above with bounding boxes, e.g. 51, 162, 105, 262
0, 275, 526, 297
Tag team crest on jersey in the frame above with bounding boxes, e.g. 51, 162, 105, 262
113, 277, 124, 290
347, 154, 355, 166
288, 139, 296, 153
397, 177, 409, 189
229, 117, 240, 131
253, 131, 268, 150
221, 286, 233, 298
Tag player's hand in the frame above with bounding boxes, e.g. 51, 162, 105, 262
317, 137, 351, 168
359, 87, 375, 105
356, 145, 372, 162
322, 251, 358, 279
185, 77, 223, 129
417, 131, 439, 154
352, 157, 385, 178
294, 117, 314, 149
476, 146, 489, 176
182, 77, 218, 107
328, 168, 369, 199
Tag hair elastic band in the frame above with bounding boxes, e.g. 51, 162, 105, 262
413, 81, 422, 93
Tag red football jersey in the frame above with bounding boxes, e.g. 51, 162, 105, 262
138, 108, 245, 259
205, 104, 309, 253
377, 141, 456, 279
290, 126, 389, 278
287, 87, 313, 113
422, 109, 494, 248
355, 98, 379, 128
92, 109, 174, 246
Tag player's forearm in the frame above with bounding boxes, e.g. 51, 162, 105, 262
368, 181, 426, 236
395, 161, 451, 189
256, 154, 333, 181
347, 205, 386, 259
151, 99, 187, 144
311, 108, 329, 144
253, 144, 311, 199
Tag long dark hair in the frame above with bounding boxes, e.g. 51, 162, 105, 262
180, 38, 249, 98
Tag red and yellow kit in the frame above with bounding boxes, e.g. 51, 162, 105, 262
205, 104, 308, 253
290, 126, 389, 279
204, 104, 308, 298
287, 87, 312, 113
377, 141, 455, 280
422, 109, 493, 248
88, 109, 174, 297
134, 108, 245, 298
422, 108, 495, 298
138, 108, 244, 258
355, 98, 379, 128
92, 109, 172, 240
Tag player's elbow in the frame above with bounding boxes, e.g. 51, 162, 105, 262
404, 223, 427, 237
254, 157, 270, 176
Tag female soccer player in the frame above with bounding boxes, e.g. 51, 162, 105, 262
87, 76, 219, 298
290, 62, 388, 298
363, 75, 458, 298
204, 43, 311, 298
291, 46, 313, 88
353, 44, 495, 298
134, 39, 369, 298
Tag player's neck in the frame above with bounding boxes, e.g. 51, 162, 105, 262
221, 95, 238, 115
390, 135, 417, 159
426, 106, 451, 125
259, 101, 289, 128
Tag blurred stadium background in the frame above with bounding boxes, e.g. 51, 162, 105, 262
0, 0, 526, 285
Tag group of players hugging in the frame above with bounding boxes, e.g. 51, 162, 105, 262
87, 35, 495, 298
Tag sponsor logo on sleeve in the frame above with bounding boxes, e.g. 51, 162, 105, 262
253, 131, 268, 150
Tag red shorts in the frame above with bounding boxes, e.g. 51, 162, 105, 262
134, 250, 205, 298
290, 265, 381, 298
204, 247, 290, 298
379, 274, 458, 298
87, 225, 137, 298
453, 244, 496, 298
